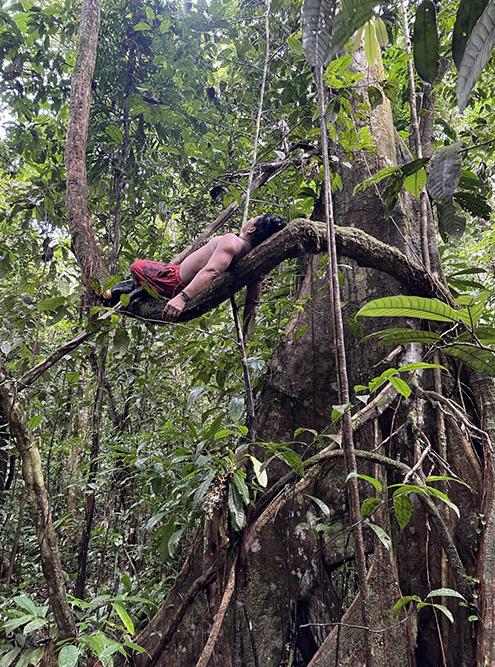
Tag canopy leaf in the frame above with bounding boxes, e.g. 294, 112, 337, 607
457, 0, 495, 112
453, 0, 490, 69
427, 143, 463, 201
357, 296, 460, 323
413, 1, 439, 83
302, 0, 337, 66
326, 0, 389, 64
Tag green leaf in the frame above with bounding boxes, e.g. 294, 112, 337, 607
228, 397, 245, 422
426, 588, 466, 601
58, 645, 79, 667
294, 324, 308, 344
426, 486, 461, 517
357, 296, 459, 323
134, 21, 151, 31
23, 617, 48, 633
390, 376, 411, 399
228, 482, 246, 529
36, 296, 66, 311
458, 326, 495, 345
425, 475, 472, 490
453, 0, 490, 69
13, 595, 38, 616
0, 647, 21, 667
28, 415, 43, 430
103, 275, 122, 291
113, 602, 135, 635
364, 21, 377, 67
401, 157, 431, 177
124, 639, 147, 653
398, 362, 446, 372
375, 16, 388, 46
367, 522, 391, 549
120, 293, 130, 307
347, 472, 382, 492
287, 35, 303, 55
361, 497, 381, 519
403, 169, 427, 197
106, 125, 123, 144
413, 1, 439, 83
453, 191, 492, 220
353, 166, 400, 195
276, 449, 304, 475
187, 385, 207, 409
327, 0, 389, 63
394, 493, 413, 530
427, 143, 464, 201
250, 455, 268, 487
418, 602, 454, 623
392, 595, 422, 621
233, 470, 250, 505
458, 302, 485, 328
308, 494, 331, 517
457, 0, 495, 111
158, 516, 177, 562
382, 170, 405, 217
437, 198, 466, 239
443, 344, 495, 377
367, 85, 383, 110
390, 483, 428, 496
362, 328, 443, 346
301, 0, 337, 67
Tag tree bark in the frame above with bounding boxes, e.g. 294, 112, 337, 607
65, 0, 107, 284
0, 361, 76, 640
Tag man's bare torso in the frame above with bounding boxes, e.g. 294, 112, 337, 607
178, 233, 250, 285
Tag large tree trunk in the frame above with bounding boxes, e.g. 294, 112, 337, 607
127, 51, 486, 667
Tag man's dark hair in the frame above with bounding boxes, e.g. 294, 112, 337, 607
251, 213, 287, 247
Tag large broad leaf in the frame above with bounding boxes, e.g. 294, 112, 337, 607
394, 493, 413, 530
302, 0, 337, 66
453, 0, 490, 69
457, 0, 495, 112
362, 328, 443, 345
436, 198, 466, 239
413, 1, 439, 83
404, 169, 427, 197
443, 344, 495, 377
453, 191, 492, 220
427, 143, 463, 201
357, 296, 460, 323
326, 0, 389, 63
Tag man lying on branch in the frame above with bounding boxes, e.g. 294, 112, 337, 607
103, 213, 286, 335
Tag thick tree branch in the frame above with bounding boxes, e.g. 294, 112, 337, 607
130, 218, 453, 323
17, 221, 451, 392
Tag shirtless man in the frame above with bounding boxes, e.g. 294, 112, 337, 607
105, 213, 286, 333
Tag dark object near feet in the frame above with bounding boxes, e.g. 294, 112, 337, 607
102, 279, 135, 305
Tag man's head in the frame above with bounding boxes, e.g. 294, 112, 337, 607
243, 213, 287, 247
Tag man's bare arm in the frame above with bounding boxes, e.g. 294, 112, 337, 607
242, 279, 262, 343
162, 238, 238, 322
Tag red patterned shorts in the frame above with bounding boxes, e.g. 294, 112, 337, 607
130, 260, 187, 298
